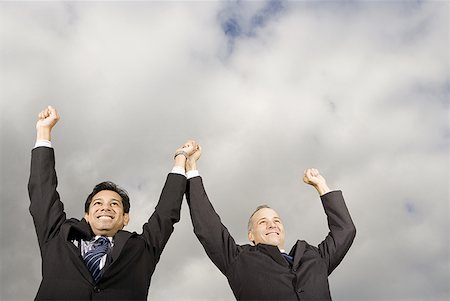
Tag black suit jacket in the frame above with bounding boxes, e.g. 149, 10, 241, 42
186, 176, 356, 301
28, 147, 186, 300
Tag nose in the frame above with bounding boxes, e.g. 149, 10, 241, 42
100, 203, 112, 211
267, 221, 276, 229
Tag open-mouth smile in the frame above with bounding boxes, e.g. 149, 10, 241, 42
97, 215, 114, 220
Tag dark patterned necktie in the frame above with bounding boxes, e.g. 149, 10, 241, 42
83, 236, 110, 283
281, 252, 294, 266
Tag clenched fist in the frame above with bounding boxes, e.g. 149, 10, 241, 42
303, 168, 330, 196
36, 106, 60, 141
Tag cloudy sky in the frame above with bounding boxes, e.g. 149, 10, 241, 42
1, 1, 449, 300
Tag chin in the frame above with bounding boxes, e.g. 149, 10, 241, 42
264, 241, 278, 246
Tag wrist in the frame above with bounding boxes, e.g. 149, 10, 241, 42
174, 150, 188, 160
36, 127, 52, 141
186, 161, 197, 172
314, 183, 330, 196
174, 155, 187, 168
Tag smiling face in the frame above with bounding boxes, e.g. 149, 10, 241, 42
84, 190, 129, 237
248, 207, 285, 250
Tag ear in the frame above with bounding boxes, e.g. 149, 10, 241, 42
84, 213, 90, 224
248, 231, 254, 244
123, 213, 130, 227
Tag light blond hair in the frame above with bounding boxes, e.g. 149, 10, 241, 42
247, 204, 271, 232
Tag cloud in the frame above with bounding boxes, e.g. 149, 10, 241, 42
1, 1, 448, 301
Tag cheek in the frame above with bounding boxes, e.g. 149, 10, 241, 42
257, 230, 266, 239
86, 211, 95, 219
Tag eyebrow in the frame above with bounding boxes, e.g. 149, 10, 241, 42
92, 198, 121, 202
256, 216, 281, 223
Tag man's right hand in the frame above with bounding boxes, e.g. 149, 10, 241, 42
36, 106, 60, 141
186, 145, 201, 172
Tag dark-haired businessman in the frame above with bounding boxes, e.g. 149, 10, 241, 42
186, 145, 356, 300
28, 106, 197, 300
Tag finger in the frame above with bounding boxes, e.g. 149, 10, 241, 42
196, 145, 202, 158
48, 106, 58, 118
40, 110, 49, 119
304, 169, 310, 179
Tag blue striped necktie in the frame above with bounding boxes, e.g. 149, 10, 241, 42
83, 236, 110, 283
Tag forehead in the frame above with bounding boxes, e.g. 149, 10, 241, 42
92, 190, 122, 202
252, 208, 281, 222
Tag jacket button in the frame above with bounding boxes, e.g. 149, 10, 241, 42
93, 286, 101, 293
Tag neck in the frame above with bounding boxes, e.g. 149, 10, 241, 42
92, 230, 118, 237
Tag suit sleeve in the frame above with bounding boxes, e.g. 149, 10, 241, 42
28, 147, 67, 251
141, 173, 186, 260
317, 190, 356, 275
186, 176, 241, 275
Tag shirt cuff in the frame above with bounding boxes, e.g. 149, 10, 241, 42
34, 140, 52, 148
171, 166, 186, 177
186, 170, 199, 179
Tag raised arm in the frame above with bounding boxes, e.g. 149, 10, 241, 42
303, 168, 356, 274
185, 146, 241, 275
141, 141, 198, 260
28, 106, 65, 250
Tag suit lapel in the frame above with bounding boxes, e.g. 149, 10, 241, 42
257, 244, 290, 267
108, 230, 134, 265
290, 240, 306, 268
63, 218, 96, 284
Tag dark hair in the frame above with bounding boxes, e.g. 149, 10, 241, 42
85, 181, 130, 213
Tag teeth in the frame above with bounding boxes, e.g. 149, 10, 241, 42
98, 216, 113, 220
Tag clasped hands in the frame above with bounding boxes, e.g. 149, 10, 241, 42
174, 140, 202, 172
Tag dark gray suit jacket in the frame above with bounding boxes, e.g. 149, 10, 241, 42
187, 176, 356, 300
28, 147, 186, 300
